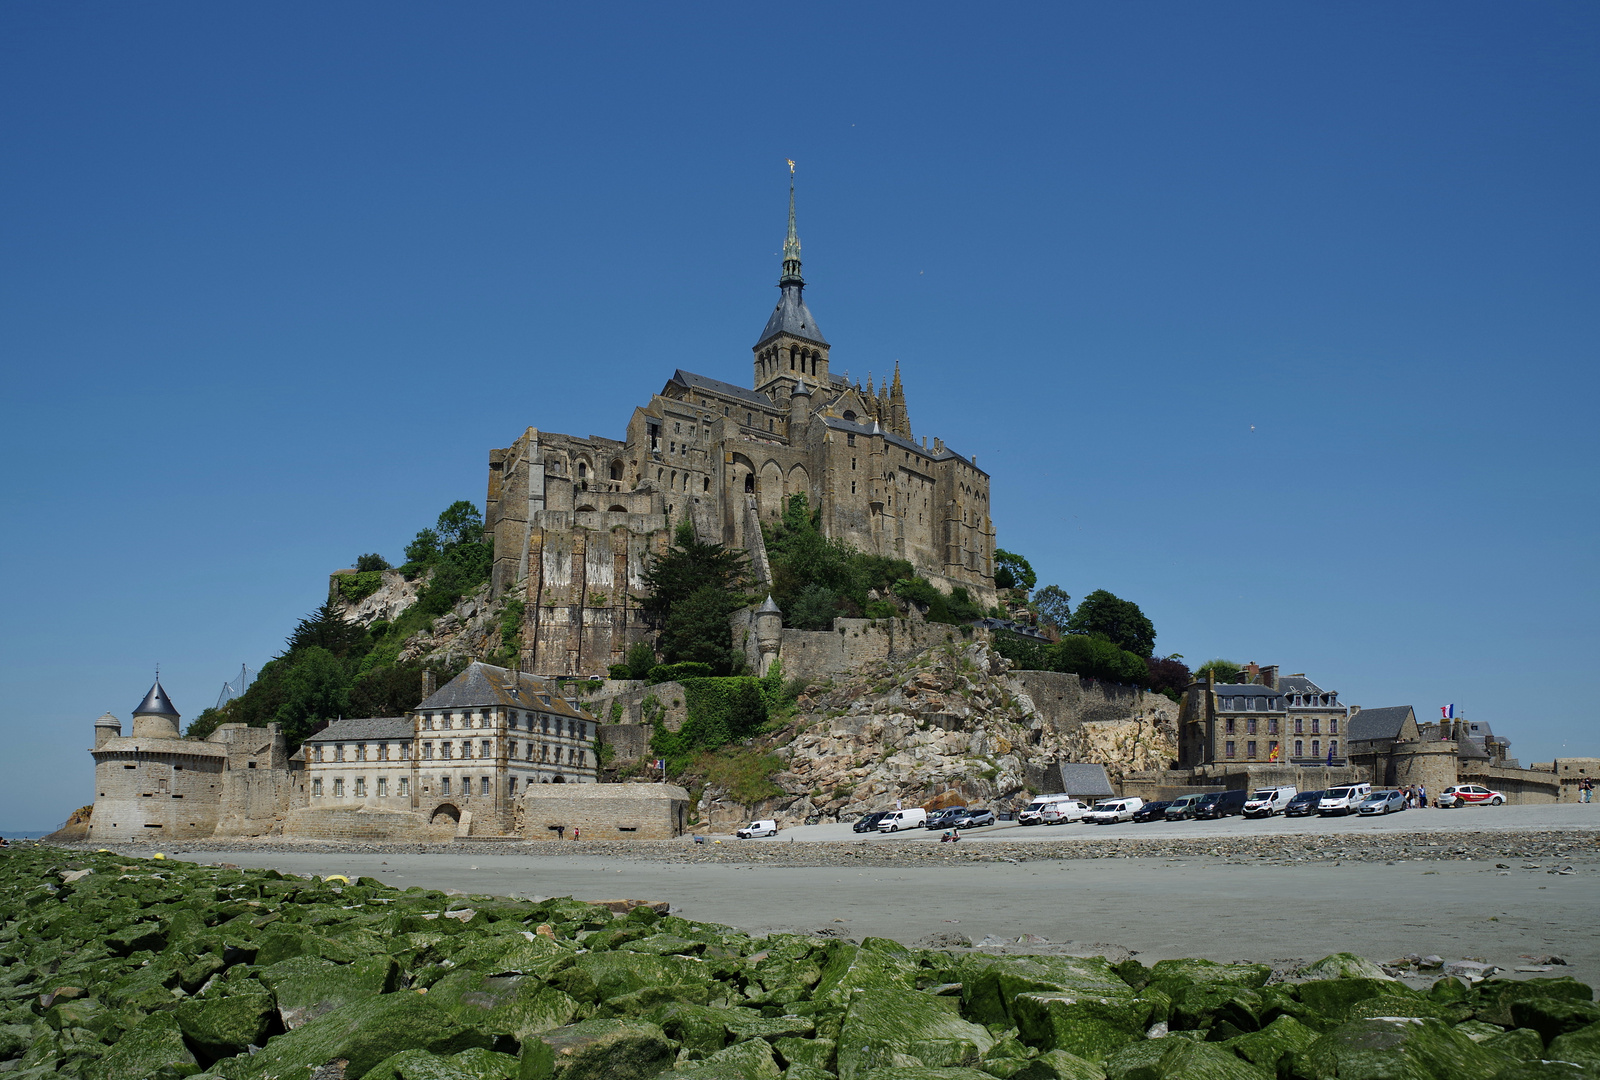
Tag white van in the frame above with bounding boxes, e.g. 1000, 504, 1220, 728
1039, 799, 1090, 825
1317, 784, 1372, 816
1243, 786, 1298, 818
878, 808, 928, 832
736, 820, 779, 838
1019, 794, 1072, 825
1084, 797, 1145, 824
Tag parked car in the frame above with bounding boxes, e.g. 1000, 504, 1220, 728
1039, 800, 1091, 825
1358, 790, 1406, 815
1084, 797, 1145, 824
1132, 801, 1173, 823
1019, 794, 1074, 825
1165, 793, 1208, 821
952, 808, 996, 828
852, 811, 891, 834
1317, 784, 1373, 816
1437, 784, 1506, 808
925, 807, 968, 830
878, 808, 928, 832
1282, 790, 1325, 817
736, 819, 779, 838
1194, 789, 1248, 819
1243, 786, 1298, 818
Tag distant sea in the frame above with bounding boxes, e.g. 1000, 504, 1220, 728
0, 831, 52, 840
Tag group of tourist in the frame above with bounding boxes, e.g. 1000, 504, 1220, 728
1401, 784, 1429, 809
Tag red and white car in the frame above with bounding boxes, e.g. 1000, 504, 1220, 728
1437, 784, 1505, 808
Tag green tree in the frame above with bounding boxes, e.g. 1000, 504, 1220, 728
346, 663, 425, 718
270, 646, 352, 744
1066, 589, 1156, 658
787, 583, 843, 631
610, 640, 655, 681
1196, 659, 1244, 683
356, 553, 391, 572
763, 494, 912, 622
1054, 635, 1148, 684
404, 528, 441, 566
435, 500, 484, 546
286, 600, 371, 661
642, 521, 751, 672
993, 549, 1037, 592
1032, 585, 1073, 630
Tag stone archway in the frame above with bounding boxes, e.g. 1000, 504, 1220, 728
429, 803, 461, 826
553, 774, 566, 784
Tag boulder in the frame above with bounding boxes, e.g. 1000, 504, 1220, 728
259, 955, 399, 1030
518, 1017, 676, 1080
1479, 1027, 1543, 1061
671, 1037, 783, 1077
174, 982, 277, 1060
1545, 1020, 1600, 1073
1010, 1048, 1108, 1080
814, 940, 922, 1005
554, 951, 710, 1005
1471, 978, 1594, 1029
1144, 960, 1271, 998
836, 988, 997, 1079
1292, 979, 1419, 1025
1102, 1037, 1270, 1080
1299, 955, 1395, 983
233, 992, 496, 1079
86, 1010, 200, 1080
774, 1035, 837, 1072
363, 1046, 521, 1080
422, 970, 582, 1040
1289, 1017, 1515, 1080
1507, 997, 1600, 1045
956, 954, 1131, 1028
1169, 983, 1266, 1035
1011, 991, 1154, 1063
1223, 1014, 1319, 1074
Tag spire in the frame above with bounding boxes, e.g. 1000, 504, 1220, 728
889, 361, 911, 439
133, 677, 179, 719
781, 160, 803, 287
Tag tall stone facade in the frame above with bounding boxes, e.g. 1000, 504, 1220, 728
485, 176, 997, 676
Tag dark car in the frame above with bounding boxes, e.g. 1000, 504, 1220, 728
852, 811, 891, 834
925, 807, 968, 830
1132, 801, 1173, 823
1282, 790, 1324, 818
952, 808, 996, 828
1194, 789, 1248, 819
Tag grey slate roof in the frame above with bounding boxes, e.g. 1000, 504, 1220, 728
1347, 706, 1416, 744
416, 662, 594, 719
1214, 684, 1286, 710
1056, 762, 1116, 799
1458, 737, 1490, 760
756, 284, 828, 347
133, 680, 179, 719
757, 595, 782, 614
1278, 675, 1325, 695
668, 370, 774, 410
303, 716, 412, 743
817, 416, 990, 477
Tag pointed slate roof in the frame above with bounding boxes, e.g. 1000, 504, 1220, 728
1056, 762, 1116, 799
1347, 706, 1416, 744
133, 679, 179, 719
757, 595, 782, 614
757, 284, 827, 348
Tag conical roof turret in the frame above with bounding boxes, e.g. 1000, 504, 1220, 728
133, 678, 179, 719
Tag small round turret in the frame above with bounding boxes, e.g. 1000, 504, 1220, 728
755, 595, 783, 676
131, 678, 181, 739
93, 712, 122, 749
789, 377, 813, 431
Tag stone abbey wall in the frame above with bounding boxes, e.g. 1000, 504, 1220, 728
732, 612, 977, 685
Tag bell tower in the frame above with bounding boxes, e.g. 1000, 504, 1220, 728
753, 161, 829, 400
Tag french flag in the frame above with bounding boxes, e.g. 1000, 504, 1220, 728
1440, 705, 1455, 719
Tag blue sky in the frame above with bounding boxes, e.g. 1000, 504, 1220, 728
2, 2, 1595, 831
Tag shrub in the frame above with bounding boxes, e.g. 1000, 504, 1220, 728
356, 553, 391, 572
648, 662, 714, 684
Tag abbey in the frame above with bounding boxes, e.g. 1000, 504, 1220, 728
485, 175, 997, 676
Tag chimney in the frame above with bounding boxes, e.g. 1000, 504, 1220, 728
421, 670, 437, 698
1259, 665, 1279, 690
1245, 661, 1260, 684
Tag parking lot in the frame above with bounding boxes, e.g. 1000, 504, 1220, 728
729, 802, 1597, 842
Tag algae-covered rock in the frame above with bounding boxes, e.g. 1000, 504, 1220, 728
1486, 1062, 1589, 1080
87, 1010, 200, 1080
1012, 992, 1154, 1063
258, 954, 398, 1029
617, 933, 706, 956
1224, 1014, 1318, 1074
857, 1069, 999, 1079
518, 1017, 675, 1080
836, 988, 997, 1079
174, 982, 277, 1059
1010, 1048, 1107, 1080
1104, 1037, 1270, 1080
235, 992, 496, 1079
1144, 960, 1271, 998
1289, 1017, 1514, 1080
1508, 996, 1600, 1045
1471, 977, 1595, 1029
1545, 1020, 1600, 1072
1479, 1027, 1543, 1061
775, 1035, 837, 1071
1299, 955, 1395, 983
1293, 979, 1419, 1025
444, 933, 578, 979
814, 939, 923, 1005
364, 1046, 521, 1080
673, 1037, 784, 1077
957, 954, 1131, 1029
1169, 983, 1265, 1034
554, 950, 710, 1004
423, 969, 582, 1040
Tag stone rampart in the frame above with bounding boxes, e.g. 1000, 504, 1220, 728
585, 681, 690, 732
521, 782, 689, 841
599, 724, 653, 767
731, 612, 976, 685
1003, 671, 1179, 738
281, 806, 445, 842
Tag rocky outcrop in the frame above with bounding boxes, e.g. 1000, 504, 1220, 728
331, 571, 424, 628
694, 639, 1177, 829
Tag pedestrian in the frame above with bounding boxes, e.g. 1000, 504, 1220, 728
1418, 784, 1427, 809
572, 826, 580, 841
1581, 777, 1594, 804
555, 825, 565, 841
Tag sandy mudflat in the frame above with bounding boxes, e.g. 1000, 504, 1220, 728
175, 845, 1600, 990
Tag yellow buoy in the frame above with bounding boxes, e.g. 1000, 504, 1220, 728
152, 853, 166, 860
324, 874, 350, 884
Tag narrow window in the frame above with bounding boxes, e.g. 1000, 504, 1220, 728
1312, 718, 1320, 734
1330, 719, 1338, 734
399, 777, 409, 795
442, 777, 451, 795
333, 778, 345, 797
354, 777, 366, 797
1225, 741, 1236, 759
509, 777, 517, 795
1295, 740, 1304, 757
481, 739, 491, 758
1329, 740, 1338, 758
1247, 741, 1257, 759
377, 777, 388, 796
312, 778, 323, 796
1225, 718, 1235, 734
481, 776, 490, 795
847, 433, 856, 446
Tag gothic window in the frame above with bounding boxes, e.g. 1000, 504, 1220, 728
746, 412, 753, 426
577, 462, 587, 477
703, 477, 710, 491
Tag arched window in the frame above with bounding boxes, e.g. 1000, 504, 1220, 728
577, 462, 587, 478
610, 461, 623, 481
745, 473, 755, 493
